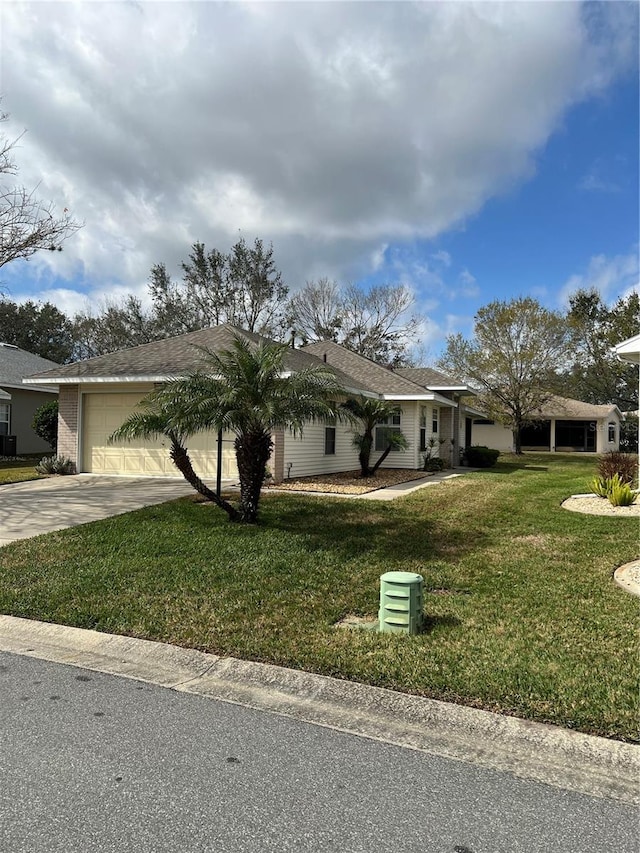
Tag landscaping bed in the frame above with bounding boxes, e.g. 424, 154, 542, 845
0, 453, 637, 741
268, 467, 433, 494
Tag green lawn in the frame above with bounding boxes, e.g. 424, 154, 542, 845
0, 453, 637, 741
0, 456, 45, 485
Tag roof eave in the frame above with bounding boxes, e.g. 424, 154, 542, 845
382, 392, 457, 407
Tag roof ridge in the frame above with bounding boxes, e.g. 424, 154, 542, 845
301, 340, 435, 395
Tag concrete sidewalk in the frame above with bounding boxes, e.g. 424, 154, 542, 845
0, 615, 637, 806
266, 468, 472, 501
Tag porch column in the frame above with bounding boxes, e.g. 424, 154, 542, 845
57, 385, 80, 468
550, 419, 556, 453
451, 397, 460, 466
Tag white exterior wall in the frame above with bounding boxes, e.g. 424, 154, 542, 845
472, 423, 515, 452
381, 403, 419, 469
283, 404, 419, 478
595, 415, 621, 453
283, 421, 360, 478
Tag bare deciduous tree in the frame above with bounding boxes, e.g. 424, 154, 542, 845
0, 110, 81, 269
288, 280, 422, 365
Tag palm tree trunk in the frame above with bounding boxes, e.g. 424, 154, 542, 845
235, 430, 273, 524
371, 443, 393, 474
359, 432, 373, 477
170, 440, 239, 522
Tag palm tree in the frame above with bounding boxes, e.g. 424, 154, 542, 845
110, 334, 345, 524
343, 397, 408, 477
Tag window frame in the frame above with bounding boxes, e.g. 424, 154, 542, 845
324, 425, 336, 456
0, 402, 10, 437
375, 410, 402, 452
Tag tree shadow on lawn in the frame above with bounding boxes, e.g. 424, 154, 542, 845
266, 496, 491, 568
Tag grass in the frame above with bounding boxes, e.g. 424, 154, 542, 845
0, 453, 637, 741
0, 456, 45, 485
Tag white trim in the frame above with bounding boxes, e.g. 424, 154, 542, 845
614, 334, 640, 365
26, 375, 182, 385
9, 381, 58, 393
0, 388, 11, 400
383, 392, 457, 407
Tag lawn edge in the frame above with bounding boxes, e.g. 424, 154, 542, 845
0, 614, 637, 805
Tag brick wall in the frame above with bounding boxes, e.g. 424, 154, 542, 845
57, 385, 79, 465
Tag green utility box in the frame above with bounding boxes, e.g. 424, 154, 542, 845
378, 571, 424, 635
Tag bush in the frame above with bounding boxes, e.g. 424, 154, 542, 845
423, 457, 446, 472
31, 400, 59, 452
464, 445, 500, 468
608, 475, 636, 507
597, 451, 638, 485
589, 474, 637, 507
590, 477, 609, 498
35, 455, 76, 475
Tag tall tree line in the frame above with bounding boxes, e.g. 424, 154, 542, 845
1, 237, 424, 366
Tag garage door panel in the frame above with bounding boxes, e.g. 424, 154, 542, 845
82, 392, 237, 479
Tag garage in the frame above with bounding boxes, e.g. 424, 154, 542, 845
81, 391, 238, 479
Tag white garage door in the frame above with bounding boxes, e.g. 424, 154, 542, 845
82, 391, 238, 479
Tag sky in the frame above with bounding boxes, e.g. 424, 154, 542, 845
0, 0, 638, 359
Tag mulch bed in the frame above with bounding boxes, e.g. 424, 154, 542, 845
266, 468, 434, 495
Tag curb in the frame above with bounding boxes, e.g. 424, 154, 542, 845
614, 560, 640, 597
0, 614, 637, 805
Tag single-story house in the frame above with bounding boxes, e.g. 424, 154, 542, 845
26, 324, 477, 482
0, 343, 59, 455
470, 394, 622, 454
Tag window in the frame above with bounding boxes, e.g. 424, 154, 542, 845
0, 403, 9, 436
432, 407, 439, 435
419, 406, 427, 451
324, 425, 336, 455
375, 411, 401, 452
608, 422, 616, 443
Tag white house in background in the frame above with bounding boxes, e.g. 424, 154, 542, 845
470, 394, 622, 454
25, 325, 477, 483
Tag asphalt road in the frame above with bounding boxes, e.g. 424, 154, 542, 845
1, 652, 636, 853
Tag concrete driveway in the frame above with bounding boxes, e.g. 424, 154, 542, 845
0, 475, 196, 547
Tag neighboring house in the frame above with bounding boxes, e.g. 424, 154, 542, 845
27, 324, 476, 482
470, 394, 622, 454
1, 343, 59, 455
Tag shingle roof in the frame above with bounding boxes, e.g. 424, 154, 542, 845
395, 366, 472, 390
534, 395, 620, 419
27, 325, 362, 392
300, 341, 432, 396
0, 343, 59, 391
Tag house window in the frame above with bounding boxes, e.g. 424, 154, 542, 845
324, 424, 336, 455
375, 411, 401, 452
0, 403, 9, 436
419, 406, 427, 451
432, 407, 439, 435
608, 422, 616, 443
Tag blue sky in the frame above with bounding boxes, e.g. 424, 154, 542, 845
1, 1, 638, 359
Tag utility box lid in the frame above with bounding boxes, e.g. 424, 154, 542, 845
380, 571, 423, 584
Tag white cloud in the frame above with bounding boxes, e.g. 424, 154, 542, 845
431, 250, 452, 268
0, 1, 635, 304
559, 250, 640, 306
458, 268, 479, 298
